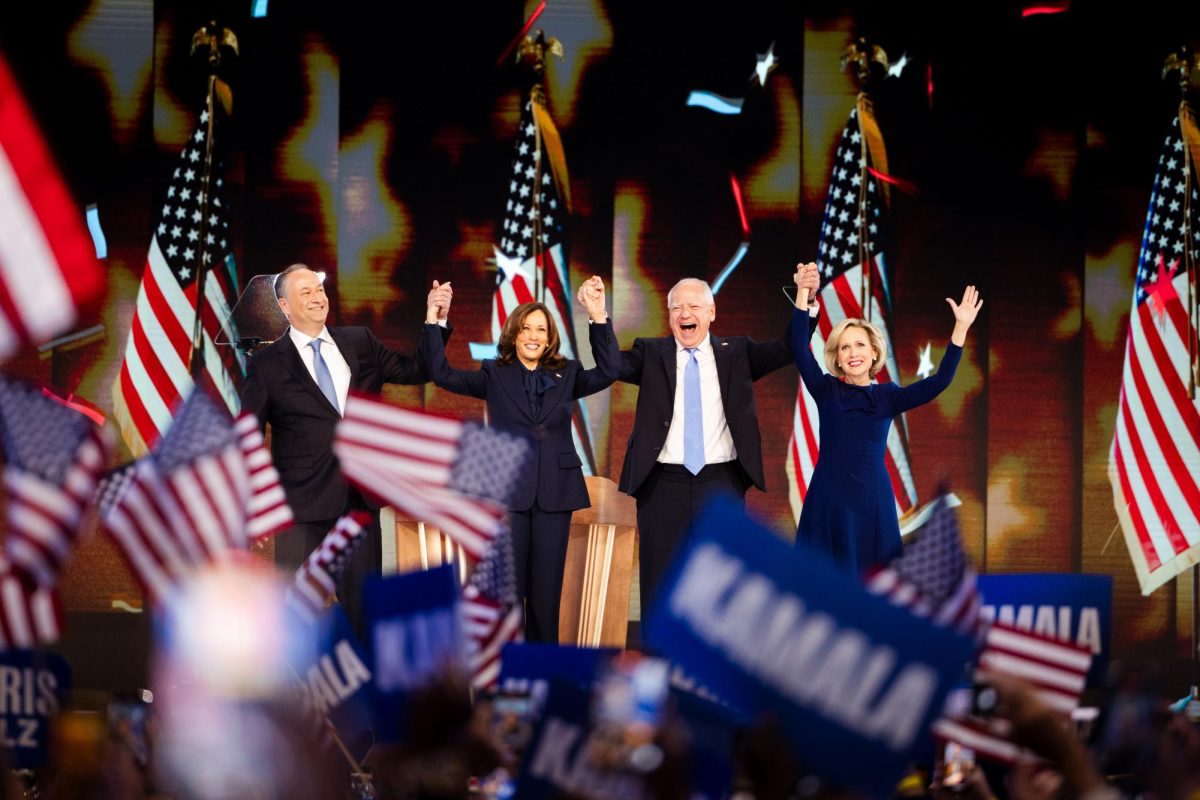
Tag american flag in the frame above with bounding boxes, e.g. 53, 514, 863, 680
0, 564, 61, 649
286, 511, 372, 622
0, 54, 104, 358
492, 89, 596, 474
111, 104, 242, 458
932, 622, 1093, 765
0, 376, 110, 588
1108, 113, 1200, 596
867, 496, 1093, 763
786, 104, 918, 525
334, 393, 530, 559
461, 527, 522, 691
864, 494, 985, 639
99, 391, 291, 606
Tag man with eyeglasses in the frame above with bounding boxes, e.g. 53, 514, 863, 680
617, 264, 821, 611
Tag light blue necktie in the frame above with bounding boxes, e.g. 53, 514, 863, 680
308, 338, 340, 413
683, 347, 705, 475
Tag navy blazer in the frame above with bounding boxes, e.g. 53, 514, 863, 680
617, 331, 792, 497
420, 320, 619, 513
241, 324, 449, 522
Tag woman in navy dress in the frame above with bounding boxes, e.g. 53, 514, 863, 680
789, 262, 982, 573
421, 276, 617, 642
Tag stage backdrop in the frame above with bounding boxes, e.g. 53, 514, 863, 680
3, 0, 1197, 681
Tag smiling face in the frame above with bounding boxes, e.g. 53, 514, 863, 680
277, 267, 328, 337
514, 308, 550, 368
667, 280, 716, 349
836, 325, 878, 385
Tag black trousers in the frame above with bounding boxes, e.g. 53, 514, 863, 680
635, 462, 748, 614
509, 504, 573, 644
275, 504, 381, 641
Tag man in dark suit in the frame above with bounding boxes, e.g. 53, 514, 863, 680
618, 270, 820, 609
241, 264, 451, 629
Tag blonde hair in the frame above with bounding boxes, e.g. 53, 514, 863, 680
824, 318, 887, 379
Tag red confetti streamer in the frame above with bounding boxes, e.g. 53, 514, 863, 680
729, 173, 751, 238
496, 1, 547, 67
1022, 1, 1070, 16
866, 166, 920, 198
40, 387, 106, 426
926, 62, 934, 109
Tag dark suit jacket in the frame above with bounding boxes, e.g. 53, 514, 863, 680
420, 321, 619, 513
241, 325, 449, 522
617, 332, 792, 497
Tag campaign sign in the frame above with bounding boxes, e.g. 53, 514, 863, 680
498, 643, 617, 694
978, 573, 1112, 686
294, 606, 374, 759
672, 688, 739, 800
364, 564, 464, 741
516, 679, 650, 800
644, 499, 975, 796
0, 651, 70, 769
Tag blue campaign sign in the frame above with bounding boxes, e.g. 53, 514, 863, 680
0, 651, 70, 769
672, 688, 739, 800
294, 606, 374, 759
978, 573, 1112, 685
644, 499, 975, 797
364, 564, 464, 741
498, 643, 617, 694
516, 679, 651, 800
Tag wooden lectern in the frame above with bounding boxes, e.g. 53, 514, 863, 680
383, 476, 638, 648
557, 476, 637, 648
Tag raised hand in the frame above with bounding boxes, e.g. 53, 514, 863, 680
426, 280, 453, 323
792, 262, 820, 308
947, 285, 982, 345
576, 275, 607, 322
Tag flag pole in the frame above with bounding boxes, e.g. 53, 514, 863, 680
518, 31, 559, 304
840, 39, 890, 323
187, 22, 237, 382
1163, 46, 1200, 697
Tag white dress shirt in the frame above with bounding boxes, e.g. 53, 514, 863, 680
287, 326, 351, 415
657, 336, 736, 466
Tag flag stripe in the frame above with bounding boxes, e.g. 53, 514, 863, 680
1116, 396, 1189, 561
1112, 414, 1163, 571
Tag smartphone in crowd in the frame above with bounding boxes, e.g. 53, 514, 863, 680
942, 742, 976, 792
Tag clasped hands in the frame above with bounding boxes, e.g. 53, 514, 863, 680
576, 275, 607, 323
425, 280, 453, 323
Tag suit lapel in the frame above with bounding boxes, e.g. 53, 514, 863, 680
279, 330, 340, 416
328, 327, 360, 388
496, 363, 535, 424
660, 337, 677, 398
535, 367, 570, 423
711, 334, 733, 407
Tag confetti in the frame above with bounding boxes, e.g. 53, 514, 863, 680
685, 91, 744, 116
753, 42, 777, 86
710, 241, 750, 296
85, 203, 107, 259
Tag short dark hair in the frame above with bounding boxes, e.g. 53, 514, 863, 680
274, 263, 312, 299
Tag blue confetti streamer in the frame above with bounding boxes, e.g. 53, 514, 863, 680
710, 241, 750, 296
685, 91, 744, 116
85, 204, 107, 259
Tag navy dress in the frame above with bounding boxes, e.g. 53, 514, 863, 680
790, 309, 962, 573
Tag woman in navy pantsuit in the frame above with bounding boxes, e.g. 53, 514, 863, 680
421, 277, 618, 642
